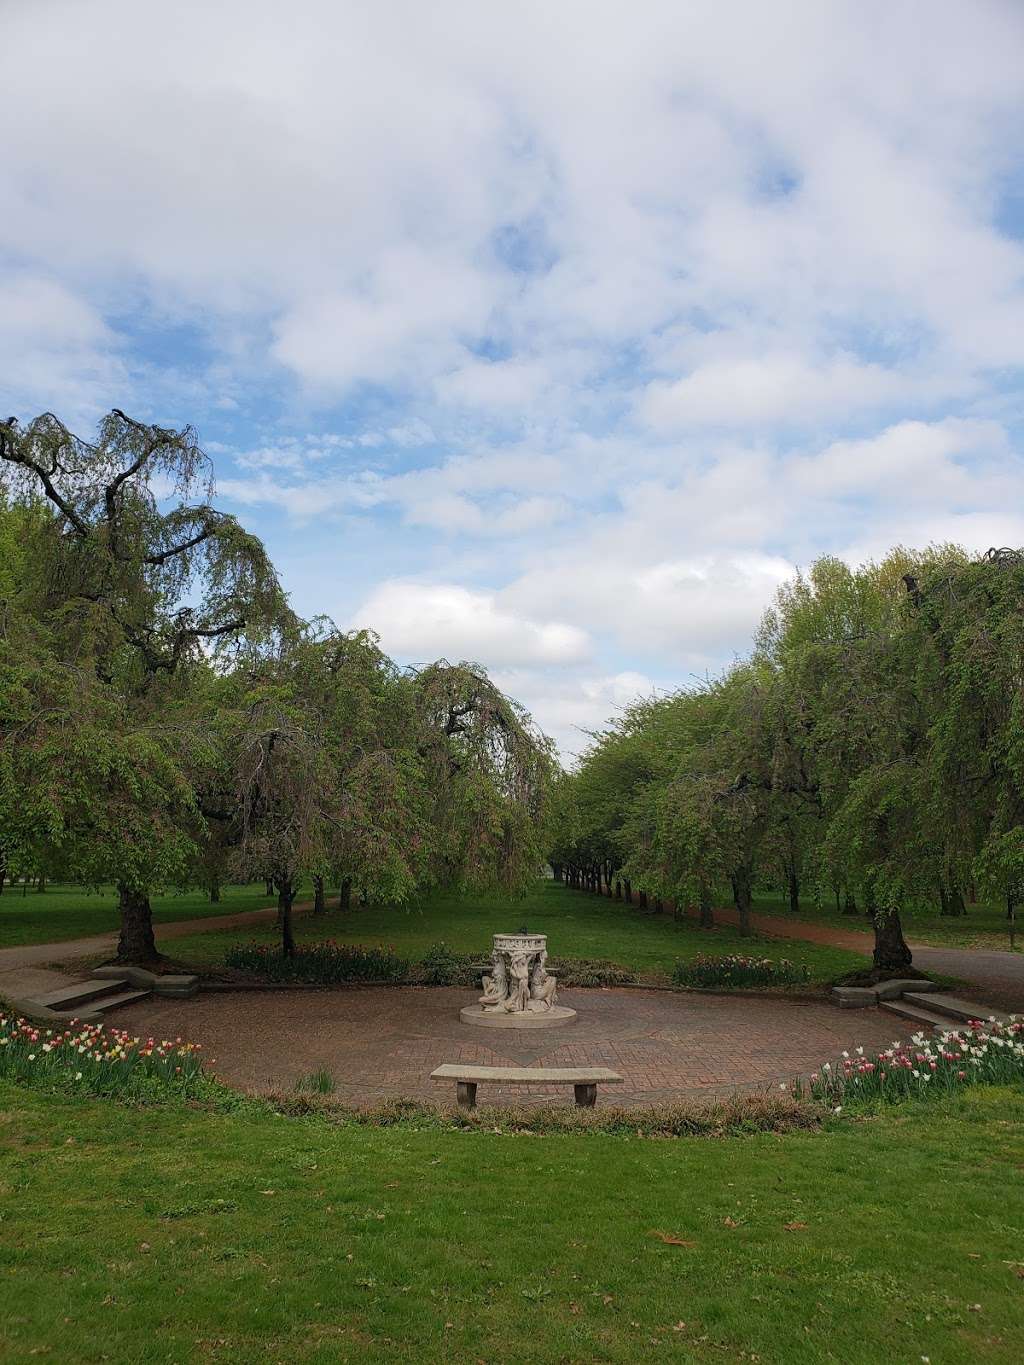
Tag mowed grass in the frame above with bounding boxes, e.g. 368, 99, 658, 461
748, 888, 1021, 952
0, 883, 298, 948
1, 1082, 1023, 1363
167, 881, 868, 984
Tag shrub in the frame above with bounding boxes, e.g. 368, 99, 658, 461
796, 1017, 1024, 1106
224, 940, 408, 983
673, 954, 811, 988
0, 1013, 204, 1099
549, 957, 637, 987
419, 942, 477, 986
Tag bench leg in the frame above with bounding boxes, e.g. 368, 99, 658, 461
574, 1083, 597, 1108
457, 1081, 478, 1111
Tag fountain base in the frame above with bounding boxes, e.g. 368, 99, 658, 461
459, 1003, 578, 1029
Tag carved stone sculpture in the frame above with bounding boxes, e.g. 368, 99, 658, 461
462, 933, 575, 1028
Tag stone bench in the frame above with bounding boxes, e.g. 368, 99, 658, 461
430, 1063, 624, 1110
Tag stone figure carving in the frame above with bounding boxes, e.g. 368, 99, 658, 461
529, 955, 558, 1011
509, 952, 532, 1013
479, 954, 508, 1007
463, 932, 573, 1028
479, 934, 558, 1014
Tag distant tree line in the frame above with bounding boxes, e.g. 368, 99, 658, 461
550, 547, 1024, 976
0, 411, 556, 962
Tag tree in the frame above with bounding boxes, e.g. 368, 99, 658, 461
0, 410, 288, 961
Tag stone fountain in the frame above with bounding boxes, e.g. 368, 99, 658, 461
459, 932, 577, 1029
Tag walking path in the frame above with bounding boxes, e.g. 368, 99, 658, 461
681, 904, 1024, 1013
0, 900, 315, 1002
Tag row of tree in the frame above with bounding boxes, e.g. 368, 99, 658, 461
0, 411, 556, 962
551, 547, 1024, 976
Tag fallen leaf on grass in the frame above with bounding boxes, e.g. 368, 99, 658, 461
783, 1222, 808, 1232
649, 1230, 697, 1247
723, 1217, 740, 1229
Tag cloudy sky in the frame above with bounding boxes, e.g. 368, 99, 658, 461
4, 2, 1024, 756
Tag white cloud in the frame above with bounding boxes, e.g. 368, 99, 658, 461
4, 2, 1024, 752
640, 354, 929, 431
0, 274, 124, 422
349, 581, 591, 668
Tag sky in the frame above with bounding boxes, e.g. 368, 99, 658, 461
3, 1, 1024, 758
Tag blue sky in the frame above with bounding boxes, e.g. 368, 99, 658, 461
3, 1, 1024, 756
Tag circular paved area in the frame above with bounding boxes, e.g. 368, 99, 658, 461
114, 986, 911, 1108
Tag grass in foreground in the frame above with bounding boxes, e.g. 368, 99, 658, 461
1, 1081, 1022, 1363
0, 882, 299, 948
167, 882, 868, 985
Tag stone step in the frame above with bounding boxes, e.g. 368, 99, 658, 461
880, 1000, 956, 1030
35, 978, 129, 1009
54, 988, 150, 1017
903, 993, 1010, 1026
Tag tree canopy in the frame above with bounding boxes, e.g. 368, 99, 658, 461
0, 411, 557, 961
553, 547, 1024, 977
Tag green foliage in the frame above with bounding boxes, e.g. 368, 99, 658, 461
418, 941, 476, 985
224, 939, 409, 983
673, 954, 812, 989
554, 544, 1024, 973
0, 409, 557, 962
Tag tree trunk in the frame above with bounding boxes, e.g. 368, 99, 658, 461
653, 898, 664, 914
940, 880, 966, 916
623, 878, 632, 904
276, 876, 296, 957
842, 891, 858, 916
0, 849, 5, 894
338, 878, 352, 912
313, 874, 325, 914
116, 883, 159, 964
614, 880, 622, 901
637, 889, 648, 910
699, 878, 715, 929
209, 879, 221, 903
731, 867, 753, 936
787, 866, 799, 915
871, 907, 912, 974
36, 874, 46, 894
551, 862, 563, 883
265, 879, 274, 897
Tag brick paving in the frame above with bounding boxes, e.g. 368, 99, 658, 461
113, 985, 909, 1108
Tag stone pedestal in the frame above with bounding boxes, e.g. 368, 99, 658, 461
460, 931, 577, 1030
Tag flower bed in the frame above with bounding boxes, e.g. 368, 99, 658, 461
224, 939, 409, 983
0, 1013, 204, 1098
798, 1017, 1024, 1105
673, 954, 811, 988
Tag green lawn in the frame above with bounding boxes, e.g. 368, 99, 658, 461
166, 881, 869, 985
2, 1081, 1022, 1363
747, 888, 1021, 952
0, 882, 295, 948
